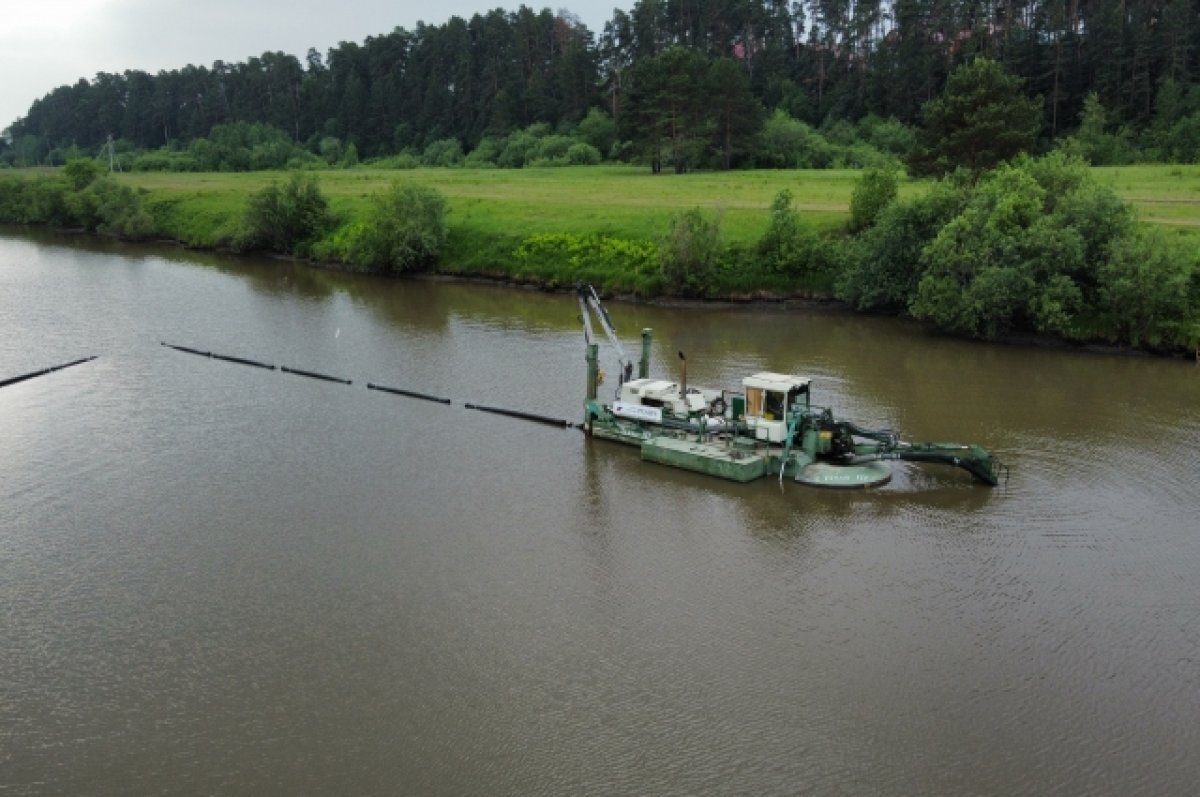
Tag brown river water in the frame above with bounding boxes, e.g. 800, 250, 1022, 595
2, 229, 1198, 795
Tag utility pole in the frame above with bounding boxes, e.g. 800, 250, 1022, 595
105, 134, 122, 172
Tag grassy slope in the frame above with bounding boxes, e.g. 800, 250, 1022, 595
120, 164, 1200, 257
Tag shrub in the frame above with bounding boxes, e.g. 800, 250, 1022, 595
464, 137, 503, 167
497, 124, 551, 168
757, 190, 821, 276
513, 233, 658, 289
566, 142, 602, 165
242, 172, 332, 255
422, 138, 464, 167
131, 150, 193, 172
857, 114, 917, 158
64, 159, 102, 190
372, 153, 420, 169
1098, 228, 1198, 347
837, 180, 966, 312
848, 168, 898, 232
338, 182, 448, 272
576, 108, 617, 157
529, 135, 576, 165
660, 208, 722, 296
92, 180, 154, 239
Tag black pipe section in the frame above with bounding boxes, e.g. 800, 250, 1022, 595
367, 383, 452, 405
0, 356, 97, 390
209, 353, 276, 371
161, 342, 212, 358
280, 366, 352, 385
162, 343, 274, 370
464, 402, 572, 428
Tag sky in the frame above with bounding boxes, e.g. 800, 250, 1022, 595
0, 0, 625, 133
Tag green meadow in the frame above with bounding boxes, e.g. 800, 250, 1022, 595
120, 164, 1200, 255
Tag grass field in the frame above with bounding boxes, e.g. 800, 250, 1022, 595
117, 164, 1200, 250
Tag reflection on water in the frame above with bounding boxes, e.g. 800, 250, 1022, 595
2, 228, 1199, 795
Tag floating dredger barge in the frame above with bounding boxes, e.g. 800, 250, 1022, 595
577, 285, 1002, 488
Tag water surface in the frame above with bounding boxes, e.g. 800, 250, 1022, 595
2, 229, 1198, 795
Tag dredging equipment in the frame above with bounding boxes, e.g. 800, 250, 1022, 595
577, 284, 1003, 488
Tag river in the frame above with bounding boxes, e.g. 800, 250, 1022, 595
2, 229, 1198, 795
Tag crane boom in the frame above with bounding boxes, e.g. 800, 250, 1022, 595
577, 284, 628, 378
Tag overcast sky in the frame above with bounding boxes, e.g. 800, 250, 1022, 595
1, 0, 625, 133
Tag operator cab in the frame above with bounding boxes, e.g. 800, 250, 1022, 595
740, 372, 811, 443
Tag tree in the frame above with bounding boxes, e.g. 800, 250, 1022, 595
623, 47, 713, 172
706, 58, 765, 169
1071, 92, 1131, 165
911, 57, 1042, 176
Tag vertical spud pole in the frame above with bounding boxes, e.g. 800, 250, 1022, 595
639, 328, 652, 380
586, 343, 599, 403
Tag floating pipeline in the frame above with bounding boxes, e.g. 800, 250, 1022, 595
0, 356, 98, 389
280, 366, 352, 385
161, 342, 275, 370
162, 343, 584, 430
464, 402, 574, 428
161, 342, 211, 358
210, 353, 275, 371
367, 383, 452, 405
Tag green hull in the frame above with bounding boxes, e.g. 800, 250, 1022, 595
588, 412, 898, 488
640, 436, 769, 482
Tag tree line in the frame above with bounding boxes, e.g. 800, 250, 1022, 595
5, 1, 1200, 169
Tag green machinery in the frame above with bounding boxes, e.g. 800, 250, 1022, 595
577, 284, 1004, 488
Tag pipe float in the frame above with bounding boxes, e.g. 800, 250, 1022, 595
367, 383, 452, 405
208, 353, 276, 370
0, 356, 98, 390
162, 343, 274, 370
161, 342, 212, 357
464, 402, 572, 428
280, 366, 352, 385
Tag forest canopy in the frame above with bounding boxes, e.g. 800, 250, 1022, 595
5, 1, 1200, 170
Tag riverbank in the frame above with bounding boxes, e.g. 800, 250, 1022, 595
3, 161, 1199, 355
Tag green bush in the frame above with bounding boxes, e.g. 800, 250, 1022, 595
497, 124, 551, 168
330, 182, 448, 272
838, 179, 966, 313
132, 150, 200, 172
1098, 228, 1199, 347
856, 114, 917, 158
906, 155, 1140, 339
660, 208, 722, 296
576, 108, 617, 157
64, 159, 102, 190
422, 138, 464, 167
92, 180, 154, 239
371, 153, 420, 169
513, 232, 659, 290
566, 142, 602, 165
848, 168, 898, 232
464, 137, 503, 167
241, 172, 333, 255
756, 189, 824, 276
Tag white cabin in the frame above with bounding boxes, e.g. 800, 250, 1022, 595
614, 378, 712, 421
741, 372, 811, 443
